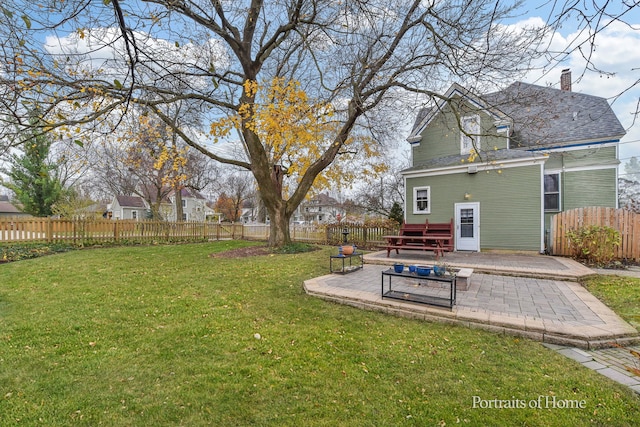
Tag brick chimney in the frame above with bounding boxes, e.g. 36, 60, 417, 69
560, 69, 571, 91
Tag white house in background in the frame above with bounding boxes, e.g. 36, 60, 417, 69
108, 187, 218, 222
109, 195, 148, 220
300, 193, 344, 224
167, 187, 208, 222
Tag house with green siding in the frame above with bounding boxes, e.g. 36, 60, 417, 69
402, 70, 625, 253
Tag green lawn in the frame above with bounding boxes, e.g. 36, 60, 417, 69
0, 241, 638, 426
583, 274, 640, 332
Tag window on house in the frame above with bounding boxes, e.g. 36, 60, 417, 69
181, 200, 186, 208
182, 213, 187, 221
132, 211, 137, 220
544, 173, 560, 211
460, 115, 480, 155
413, 186, 430, 214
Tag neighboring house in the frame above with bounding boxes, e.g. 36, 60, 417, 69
108, 188, 218, 222
167, 187, 208, 222
109, 195, 148, 220
0, 198, 32, 219
239, 200, 258, 223
300, 193, 344, 224
403, 70, 625, 253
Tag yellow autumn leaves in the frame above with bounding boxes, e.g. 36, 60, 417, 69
209, 77, 386, 192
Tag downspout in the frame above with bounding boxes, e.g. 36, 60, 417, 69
540, 163, 546, 254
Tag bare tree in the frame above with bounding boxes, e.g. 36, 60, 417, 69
1, 0, 550, 245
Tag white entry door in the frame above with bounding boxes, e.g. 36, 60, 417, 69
455, 202, 480, 251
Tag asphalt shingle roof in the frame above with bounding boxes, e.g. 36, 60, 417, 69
409, 81, 626, 149
484, 82, 626, 148
116, 195, 147, 208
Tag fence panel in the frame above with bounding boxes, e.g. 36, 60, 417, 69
324, 224, 398, 248
551, 207, 640, 260
1, 219, 403, 251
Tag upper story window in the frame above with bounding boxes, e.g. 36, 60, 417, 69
413, 186, 430, 214
181, 199, 186, 208
460, 115, 480, 155
544, 173, 561, 211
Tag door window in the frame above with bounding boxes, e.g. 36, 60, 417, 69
460, 208, 474, 238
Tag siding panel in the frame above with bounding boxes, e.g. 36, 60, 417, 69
406, 164, 542, 251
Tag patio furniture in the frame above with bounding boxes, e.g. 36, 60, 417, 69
381, 267, 456, 308
330, 251, 364, 274
382, 219, 453, 259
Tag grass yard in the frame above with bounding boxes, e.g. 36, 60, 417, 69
0, 241, 639, 426
583, 274, 640, 332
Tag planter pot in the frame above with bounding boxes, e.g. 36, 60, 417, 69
433, 266, 446, 277
342, 245, 355, 255
393, 263, 404, 273
416, 266, 431, 276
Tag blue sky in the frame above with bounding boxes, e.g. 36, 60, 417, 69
510, 1, 640, 174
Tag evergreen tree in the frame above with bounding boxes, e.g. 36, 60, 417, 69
1, 116, 63, 217
388, 201, 404, 226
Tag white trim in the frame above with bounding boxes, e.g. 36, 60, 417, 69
539, 163, 545, 253
454, 202, 480, 252
402, 156, 547, 179
616, 144, 620, 209
413, 186, 431, 214
544, 172, 561, 213
528, 139, 621, 153
403, 175, 408, 222
558, 164, 618, 173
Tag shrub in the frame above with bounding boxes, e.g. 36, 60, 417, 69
565, 225, 621, 265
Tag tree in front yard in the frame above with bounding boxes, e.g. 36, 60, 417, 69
1, 113, 63, 216
1, 1, 547, 246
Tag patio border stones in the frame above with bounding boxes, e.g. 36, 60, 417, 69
304, 251, 640, 393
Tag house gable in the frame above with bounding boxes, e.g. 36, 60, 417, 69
403, 74, 625, 252
409, 85, 512, 166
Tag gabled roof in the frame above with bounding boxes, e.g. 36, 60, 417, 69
138, 184, 172, 204
115, 195, 147, 209
484, 82, 626, 148
0, 201, 23, 214
408, 81, 626, 149
175, 187, 206, 200
408, 83, 511, 143
308, 193, 339, 205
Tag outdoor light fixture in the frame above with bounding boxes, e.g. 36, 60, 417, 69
464, 192, 471, 200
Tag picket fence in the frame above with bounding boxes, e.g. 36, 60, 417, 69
0, 218, 397, 248
0, 218, 244, 244
551, 207, 640, 260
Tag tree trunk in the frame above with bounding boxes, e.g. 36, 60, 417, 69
175, 187, 183, 221
268, 205, 291, 247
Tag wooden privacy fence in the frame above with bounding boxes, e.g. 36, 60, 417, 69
551, 207, 640, 260
0, 218, 244, 245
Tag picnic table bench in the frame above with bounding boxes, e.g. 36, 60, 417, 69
382, 219, 454, 259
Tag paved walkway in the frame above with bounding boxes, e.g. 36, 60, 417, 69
304, 250, 640, 393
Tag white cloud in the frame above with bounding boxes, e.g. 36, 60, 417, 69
514, 17, 640, 164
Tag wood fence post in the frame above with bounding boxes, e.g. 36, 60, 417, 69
46, 218, 52, 243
